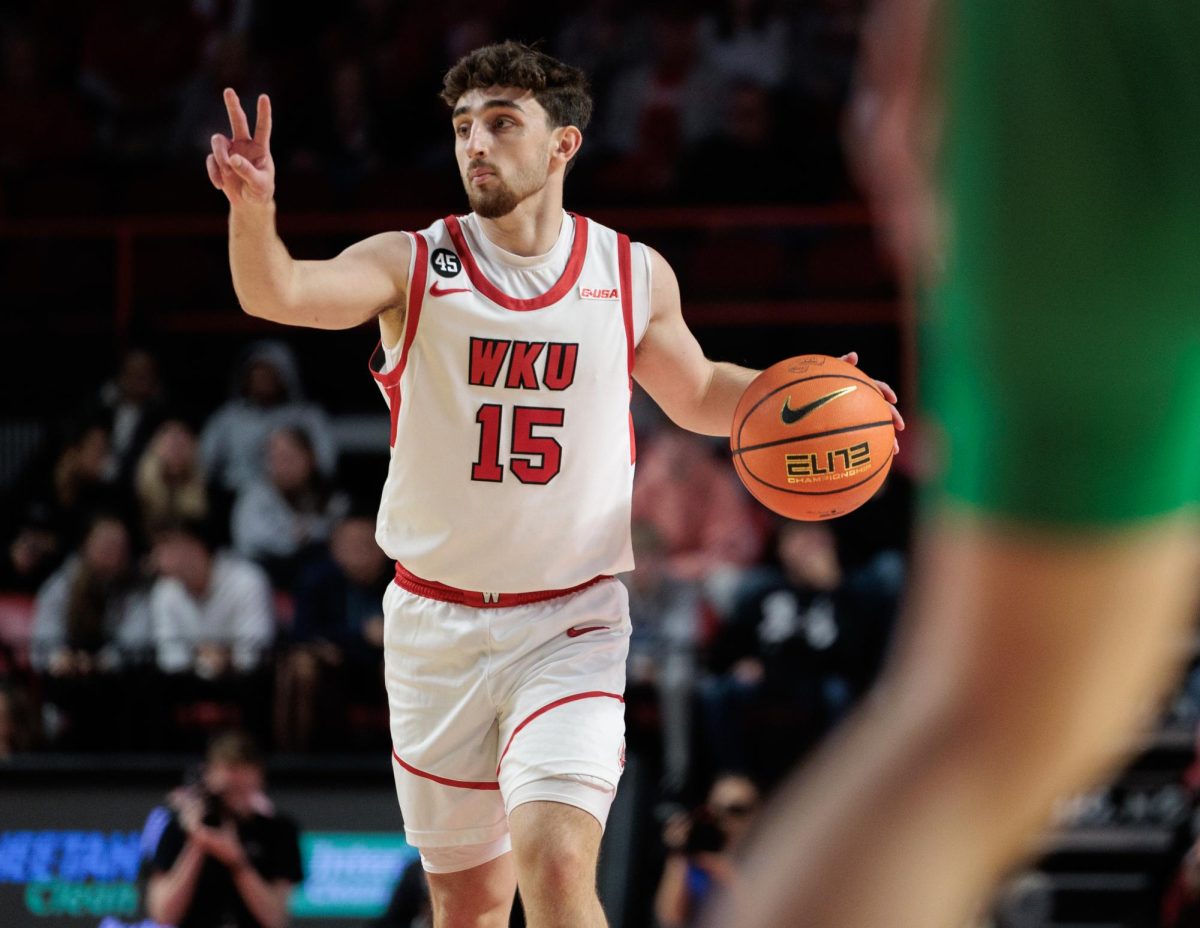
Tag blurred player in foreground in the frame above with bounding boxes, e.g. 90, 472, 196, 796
716, 1, 1200, 927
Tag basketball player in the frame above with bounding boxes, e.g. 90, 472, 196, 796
715, 2, 1200, 927
205, 42, 901, 928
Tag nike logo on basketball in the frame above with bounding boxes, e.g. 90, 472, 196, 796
781, 386, 858, 425
430, 281, 471, 297
566, 626, 605, 638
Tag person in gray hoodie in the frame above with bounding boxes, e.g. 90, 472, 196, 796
199, 340, 336, 494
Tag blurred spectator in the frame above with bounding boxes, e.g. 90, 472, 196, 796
1160, 722, 1200, 927
699, 520, 898, 786
31, 513, 152, 748
310, 58, 381, 197
631, 428, 765, 583
49, 421, 135, 549
231, 426, 349, 587
0, 681, 40, 759
200, 340, 337, 494
173, 33, 265, 158
84, 347, 170, 486
55, 421, 113, 511
3, 505, 63, 593
136, 419, 211, 537
273, 514, 388, 750
553, 0, 642, 112
144, 730, 303, 928
149, 520, 274, 677
698, 0, 789, 89
31, 513, 151, 674
790, 0, 862, 114
0, 421, 135, 592
623, 520, 708, 796
78, 0, 204, 162
0, 21, 91, 171
680, 81, 804, 203
598, 10, 725, 198
655, 772, 761, 928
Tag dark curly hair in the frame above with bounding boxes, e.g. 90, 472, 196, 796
441, 41, 593, 132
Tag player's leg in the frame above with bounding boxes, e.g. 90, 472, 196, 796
382, 584, 516, 926
424, 851, 517, 928
491, 579, 631, 928
710, 509, 1200, 928
509, 800, 607, 928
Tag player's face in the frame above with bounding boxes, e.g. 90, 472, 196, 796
452, 87, 555, 219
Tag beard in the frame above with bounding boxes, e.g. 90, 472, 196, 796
463, 161, 547, 219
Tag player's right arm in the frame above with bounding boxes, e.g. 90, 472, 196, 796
144, 806, 207, 926
208, 88, 410, 342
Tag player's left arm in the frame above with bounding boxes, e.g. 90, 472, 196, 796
632, 247, 758, 437
632, 248, 904, 438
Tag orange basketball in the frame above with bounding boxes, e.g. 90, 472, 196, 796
730, 355, 895, 521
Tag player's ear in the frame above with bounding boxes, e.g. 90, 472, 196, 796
551, 125, 582, 169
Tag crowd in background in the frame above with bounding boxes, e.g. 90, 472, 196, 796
0, 340, 906, 798
0, 338, 910, 928
0, 0, 866, 216
12, 3, 1200, 926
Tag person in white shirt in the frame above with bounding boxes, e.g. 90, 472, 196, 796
149, 520, 274, 677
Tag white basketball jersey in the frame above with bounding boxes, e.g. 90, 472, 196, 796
370, 212, 650, 593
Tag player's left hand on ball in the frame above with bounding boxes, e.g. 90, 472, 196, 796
839, 351, 905, 454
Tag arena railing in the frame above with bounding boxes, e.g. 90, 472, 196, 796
0, 204, 897, 338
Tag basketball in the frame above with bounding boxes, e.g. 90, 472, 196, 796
730, 354, 895, 521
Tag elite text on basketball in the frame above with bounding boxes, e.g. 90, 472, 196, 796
785, 442, 872, 483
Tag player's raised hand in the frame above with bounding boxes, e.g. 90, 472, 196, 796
207, 88, 275, 207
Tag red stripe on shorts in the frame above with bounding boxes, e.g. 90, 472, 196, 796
392, 748, 500, 790
496, 692, 625, 775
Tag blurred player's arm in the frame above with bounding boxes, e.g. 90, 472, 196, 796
208, 88, 410, 342
632, 248, 758, 437
198, 820, 291, 928
849, 0, 942, 279
145, 844, 206, 925
144, 802, 207, 926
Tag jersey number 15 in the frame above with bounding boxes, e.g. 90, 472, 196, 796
472, 404, 564, 485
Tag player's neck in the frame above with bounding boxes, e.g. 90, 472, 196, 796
475, 187, 565, 258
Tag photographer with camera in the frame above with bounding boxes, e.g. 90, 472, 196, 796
654, 773, 761, 927
145, 731, 303, 928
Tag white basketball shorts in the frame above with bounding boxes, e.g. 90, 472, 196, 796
382, 574, 630, 850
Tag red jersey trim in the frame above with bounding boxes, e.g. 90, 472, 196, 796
394, 563, 609, 609
391, 748, 500, 791
497, 691, 626, 775
369, 231, 429, 388
444, 213, 589, 311
368, 232, 429, 446
616, 234, 635, 379
617, 233, 637, 464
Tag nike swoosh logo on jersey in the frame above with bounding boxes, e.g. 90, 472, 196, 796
566, 626, 606, 638
430, 281, 472, 297
781, 385, 858, 425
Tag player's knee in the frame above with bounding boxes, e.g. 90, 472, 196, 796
508, 790, 605, 898
515, 838, 595, 899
